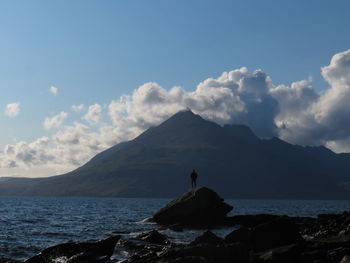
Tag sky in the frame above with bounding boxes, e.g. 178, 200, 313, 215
1, 0, 350, 177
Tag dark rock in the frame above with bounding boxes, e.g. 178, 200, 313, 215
152, 187, 232, 227
137, 230, 170, 245
313, 234, 350, 250
117, 239, 144, 250
225, 214, 283, 228
327, 247, 350, 263
162, 256, 210, 263
158, 243, 249, 263
300, 249, 327, 263
225, 226, 250, 243
0, 259, 22, 263
25, 236, 120, 263
168, 224, 184, 232
341, 255, 350, 263
250, 218, 304, 251
189, 231, 224, 246
254, 244, 301, 263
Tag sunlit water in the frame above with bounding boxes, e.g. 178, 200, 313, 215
1, 196, 350, 260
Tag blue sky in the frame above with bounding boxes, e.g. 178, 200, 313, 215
1, 0, 350, 177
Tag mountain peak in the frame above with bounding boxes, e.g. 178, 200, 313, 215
171, 108, 197, 118
161, 109, 204, 126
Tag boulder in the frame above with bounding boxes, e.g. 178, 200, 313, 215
137, 230, 170, 245
341, 255, 350, 263
0, 259, 22, 263
152, 187, 232, 227
255, 244, 301, 263
159, 243, 249, 263
225, 214, 283, 228
249, 218, 304, 251
225, 226, 250, 244
25, 236, 120, 263
189, 230, 224, 246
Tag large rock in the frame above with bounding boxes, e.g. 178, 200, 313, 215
25, 236, 120, 263
190, 230, 224, 246
136, 230, 170, 245
152, 187, 233, 227
249, 218, 304, 251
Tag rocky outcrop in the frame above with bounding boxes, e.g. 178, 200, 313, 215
25, 236, 120, 263
189, 231, 224, 246
249, 218, 304, 251
136, 230, 170, 245
152, 187, 233, 227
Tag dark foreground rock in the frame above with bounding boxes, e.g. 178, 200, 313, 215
25, 236, 120, 263
136, 230, 170, 245
7, 203, 350, 263
152, 187, 232, 227
0, 259, 22, 263
119, 211, 350, 263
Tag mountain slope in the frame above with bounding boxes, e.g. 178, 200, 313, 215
1, 110, 350, 199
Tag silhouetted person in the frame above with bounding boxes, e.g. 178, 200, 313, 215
191, 169, 198, 188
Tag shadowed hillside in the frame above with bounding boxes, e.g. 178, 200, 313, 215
1, 110, 350, 199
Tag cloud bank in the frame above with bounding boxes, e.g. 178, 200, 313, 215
2, 49, 350, 177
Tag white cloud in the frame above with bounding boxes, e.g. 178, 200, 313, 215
83, 104, 102, 125
71, 104, 85, 112
272, 49, 350, 151
43, 112, 68, 130
50, 86, 58, 96
5, 102, 20, 118
107, 68, 278, 138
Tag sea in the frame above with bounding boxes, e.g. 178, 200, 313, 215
1, 196, 350, 261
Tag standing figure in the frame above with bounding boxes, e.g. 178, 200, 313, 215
191, 169, 198, 188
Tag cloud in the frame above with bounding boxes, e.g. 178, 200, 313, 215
270, 79, 321, 145
108, 68, 278, 138
3, 49, 350, 177
0, 137, 53, 168
50, 86, 58, 96
43, 112, 68, 130
83, 104, 102, 124
5, 102, 20, 118
273, 49, 350, 150
71, 104, 85, 112
5, 102, 20, 117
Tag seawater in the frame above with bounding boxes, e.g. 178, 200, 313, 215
0, 197, 350, 260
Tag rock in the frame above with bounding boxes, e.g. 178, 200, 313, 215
255, 244, 301, 263
162, 256, 210, 263
0, 259, 22, 263
152, 187, 232, 227
189, 231, 224, 246
300, 249, 326, 263
25, 236, 120, 263
159, 243, 249, 263
168, 224, 184, 232
249, 218, 304, 251
341, 255, 350, 263
225, 214, 283, 228
137, 230, 170, 245
225, 227, 250, 243
327, 247, 350, 263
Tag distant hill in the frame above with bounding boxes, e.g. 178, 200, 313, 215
1, 110, 350, 199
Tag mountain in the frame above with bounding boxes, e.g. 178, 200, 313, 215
1, 110, 350, 199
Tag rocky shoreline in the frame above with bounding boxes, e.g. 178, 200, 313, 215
2, 188, 350, 263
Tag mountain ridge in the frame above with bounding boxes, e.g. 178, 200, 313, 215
1, 110, 350, 199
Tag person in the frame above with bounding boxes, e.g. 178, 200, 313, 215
190, 169, 198, 188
